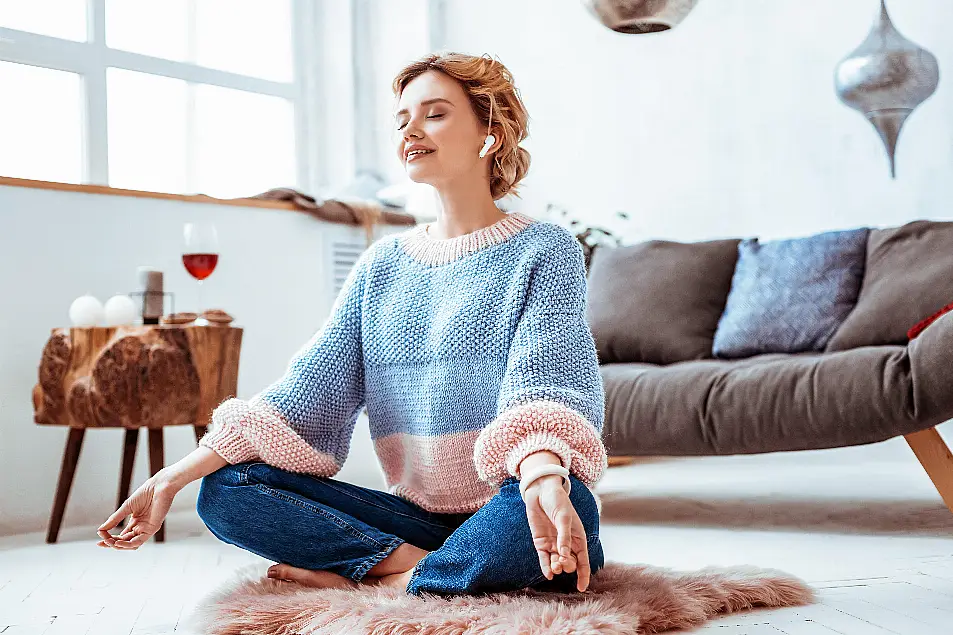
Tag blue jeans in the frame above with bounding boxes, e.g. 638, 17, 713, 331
196, 461, 605, 597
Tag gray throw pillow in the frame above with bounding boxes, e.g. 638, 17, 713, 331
712, 228, 870, 358
586, 239, 741, 365
826, 220, 953, 351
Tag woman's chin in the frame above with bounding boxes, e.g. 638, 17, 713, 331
405, 170, 435, 185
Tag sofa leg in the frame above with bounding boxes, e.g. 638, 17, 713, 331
904, 427, 953, 514
608, 456, 638, 467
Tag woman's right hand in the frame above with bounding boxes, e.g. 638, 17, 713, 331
97, 469, 179, 550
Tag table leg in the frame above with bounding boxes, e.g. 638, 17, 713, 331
47, 427, 85, 544
117, 428, 139, 529
148, 428, 165, 542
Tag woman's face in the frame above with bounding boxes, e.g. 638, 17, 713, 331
394, 70, 491, 188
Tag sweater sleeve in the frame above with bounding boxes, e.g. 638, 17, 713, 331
472, 236, 608, 488
198, 242, 374, 476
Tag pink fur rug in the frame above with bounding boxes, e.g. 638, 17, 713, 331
183, 561, 814, 634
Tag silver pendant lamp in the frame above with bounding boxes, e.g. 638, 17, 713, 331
834, 0, 939, 178
582, 0, 700, 34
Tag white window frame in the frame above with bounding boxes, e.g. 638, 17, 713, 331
0, 0, 322, 194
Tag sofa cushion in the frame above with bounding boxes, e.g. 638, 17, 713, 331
585, 238, 740, 365
827, 220, 953, 351
599, 346, 913, 457
712, 228, 869, 358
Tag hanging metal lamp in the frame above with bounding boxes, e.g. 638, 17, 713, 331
834, 0, 939, 178
582, 0, 700, 34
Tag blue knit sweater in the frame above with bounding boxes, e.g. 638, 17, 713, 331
199, 211, 608, 513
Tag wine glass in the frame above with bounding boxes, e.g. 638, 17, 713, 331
183, 221, 219, 324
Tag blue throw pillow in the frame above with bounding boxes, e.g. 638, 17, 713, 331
712, 228, 870, 358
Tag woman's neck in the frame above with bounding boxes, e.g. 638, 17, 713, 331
429, 178, 507, 240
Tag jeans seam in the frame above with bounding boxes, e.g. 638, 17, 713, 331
318, 478, 452, 530
347, 537, 405, 583
526, 573, 548, 588
252, 483, 385, 549
238, 462, 258, 486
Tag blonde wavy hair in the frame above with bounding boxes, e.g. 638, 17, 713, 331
392, 52, 531, 201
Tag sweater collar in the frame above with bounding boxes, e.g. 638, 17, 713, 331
396, 211, 537, 266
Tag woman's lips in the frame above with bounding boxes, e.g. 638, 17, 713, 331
406, 150, 435, 163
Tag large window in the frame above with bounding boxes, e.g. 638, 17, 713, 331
0, 0, 305, 198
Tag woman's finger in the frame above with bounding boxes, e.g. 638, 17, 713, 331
575, 552, 591, 591
560, 550, 578, 574
573, 517, 592, 592
98, 502, 132, 533
555, 508, 574, 564
109, 528, 143, 549
536, 548, 553, 580
525, 497, 557, 579
113, 533, 149, 549
115, 521, 141, 541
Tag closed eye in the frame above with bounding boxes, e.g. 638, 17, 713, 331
397, 114, 444, 130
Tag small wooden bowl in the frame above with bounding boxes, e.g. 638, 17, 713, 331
161, 312, 198, 325
201, 309, 234, 326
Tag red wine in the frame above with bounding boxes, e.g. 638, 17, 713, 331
182, 253, 219, 280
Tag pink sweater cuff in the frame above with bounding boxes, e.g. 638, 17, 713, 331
473, 399, 608, 488
199, 397, 342, 477
199, 412, 260, 464
505, 432, 573, 480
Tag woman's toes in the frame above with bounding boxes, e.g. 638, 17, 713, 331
268, 564, 357, 589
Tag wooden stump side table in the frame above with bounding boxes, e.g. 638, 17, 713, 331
33, 324, 243, 543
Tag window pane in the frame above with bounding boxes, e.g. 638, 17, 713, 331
105, 0, 188, 62
0, 61, 83, 183
195, 0, 293, 82
0, 0, 86, 41
106, 0, 188, 62
194, 84, 296, 198
107, 68, 188, 193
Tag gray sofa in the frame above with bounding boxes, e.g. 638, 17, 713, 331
585, 219, 953, 513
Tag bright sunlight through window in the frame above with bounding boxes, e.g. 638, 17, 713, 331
0, 0, 298, 198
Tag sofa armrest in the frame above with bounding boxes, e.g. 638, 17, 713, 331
908, 310, 953, 422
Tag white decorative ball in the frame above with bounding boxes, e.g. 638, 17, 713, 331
69, 294, 105, 327
104, 294, 138, 326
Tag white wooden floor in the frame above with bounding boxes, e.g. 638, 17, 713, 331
2, 434, 952, 634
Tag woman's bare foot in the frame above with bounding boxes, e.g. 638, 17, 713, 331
363, 568, 414, 590
366, 543, 428, 577
358, 543, 427, 592
267, 563, 358, 589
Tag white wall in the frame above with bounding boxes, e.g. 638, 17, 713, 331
436, 0, 953, 240
0, 185, 401, 536
361, 0, 435, 184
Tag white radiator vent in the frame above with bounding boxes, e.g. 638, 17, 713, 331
329, 240, 367, 296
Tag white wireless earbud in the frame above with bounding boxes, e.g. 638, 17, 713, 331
479, 134, 496, 158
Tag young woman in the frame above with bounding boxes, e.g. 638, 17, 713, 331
97, 52, 608, 598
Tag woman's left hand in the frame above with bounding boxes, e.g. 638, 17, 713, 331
522, 474, 591, 592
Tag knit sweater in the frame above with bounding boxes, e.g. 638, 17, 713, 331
198, 210, 608, 513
